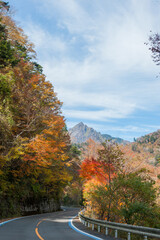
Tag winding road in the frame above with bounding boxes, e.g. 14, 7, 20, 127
0, 208, 115, 240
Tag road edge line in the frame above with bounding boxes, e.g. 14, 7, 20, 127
0, 217, 23, 226
0, 213, 40, 227
69, 215, 103, 240
0, 212, 49, 226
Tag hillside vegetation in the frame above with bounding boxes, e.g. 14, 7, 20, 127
0, 2, 72, 218
78, 139, 160, 230
130, 130, 160, 186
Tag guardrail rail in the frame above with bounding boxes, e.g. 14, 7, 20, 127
79, 212, 160, 240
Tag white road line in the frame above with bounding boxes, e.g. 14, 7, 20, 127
69, 215, 103, 240
0, 218, 23, 226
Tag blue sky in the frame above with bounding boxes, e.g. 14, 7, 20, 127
9, 0, 160, 141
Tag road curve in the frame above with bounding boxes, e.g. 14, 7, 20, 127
0, 207, 115, 240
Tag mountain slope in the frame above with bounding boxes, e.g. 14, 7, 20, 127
131, 129, 160, 166
69, 122, 127, 144
136, 129, 160, 144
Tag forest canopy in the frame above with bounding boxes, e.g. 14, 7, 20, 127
0, 1, 71, 217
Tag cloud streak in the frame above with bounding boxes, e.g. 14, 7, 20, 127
15, 0, 160, 140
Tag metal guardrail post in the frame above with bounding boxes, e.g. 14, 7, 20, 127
128, 232, 131, 240
92, 224, 94, 230
115, 229, 118, 238
78, 212, 160, 239
88, 222, 90, 227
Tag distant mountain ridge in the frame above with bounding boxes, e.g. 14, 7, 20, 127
69, 122, 128, 144
135, 129, 160, 144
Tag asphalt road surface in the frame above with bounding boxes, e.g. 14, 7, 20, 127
0, 207, 116, 240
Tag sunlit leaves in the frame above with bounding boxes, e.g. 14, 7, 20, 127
80, 157, 114, 183
0, 2, 71, 217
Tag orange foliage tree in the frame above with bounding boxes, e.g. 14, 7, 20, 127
80, 157, 115, 183
0, 1, 71, 217
81, 142, 124, 220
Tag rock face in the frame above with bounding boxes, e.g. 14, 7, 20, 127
69, 122, 104, 143
22, 198, 60, 215
69, 122, 127, 144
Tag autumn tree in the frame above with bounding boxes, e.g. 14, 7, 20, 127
112, 172, 160, 227
97, 142, 124, 183
80, 157, 110, 183
62, 144, 83, 206
82, 138, 101, 160
81, 142, 124, 220
81, 141, 160, 226
0, 1, 72, 218
97, 142, 124, 220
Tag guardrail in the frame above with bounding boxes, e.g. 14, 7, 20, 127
79, 212, 160, 240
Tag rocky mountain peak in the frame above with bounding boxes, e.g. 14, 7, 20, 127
69, 122, 128, 144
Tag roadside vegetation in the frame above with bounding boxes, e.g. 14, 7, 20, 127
0, 1, 74, 218
80, 141, 160, 228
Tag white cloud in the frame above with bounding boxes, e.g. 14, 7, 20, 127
56, 78, 135, 108
58, 89, 135, 120
37, 0, 95, 34
25, 24, 67, 56
19, 0, 160, 132
36, 0, 159, 71
90, 124, 154, 134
